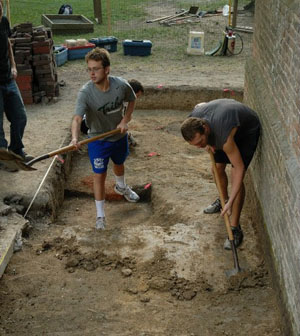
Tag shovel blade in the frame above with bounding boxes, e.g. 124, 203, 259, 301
225, 266, 243, 277
0, 149, 36, 171
225, 240, 244, 277
0, 148, 23, 161
15, 160, 37, 171
189, 6, 199, 14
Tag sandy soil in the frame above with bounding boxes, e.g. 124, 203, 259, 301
0, 109, 282, 335
0, 6, 285, 336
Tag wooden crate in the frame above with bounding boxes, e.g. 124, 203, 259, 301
41, 14, 94, 34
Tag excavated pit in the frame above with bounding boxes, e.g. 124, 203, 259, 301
0, 109, 285, 335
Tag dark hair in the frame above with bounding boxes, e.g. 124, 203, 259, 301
85, 47, 110, 68
128, 79, 144, 94
180, 117, 207, 141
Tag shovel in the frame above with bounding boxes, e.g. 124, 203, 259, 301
146, 9, 186, 23
208, 150, 243, 277
159, 6, 199, 24
0, 129, 121, 172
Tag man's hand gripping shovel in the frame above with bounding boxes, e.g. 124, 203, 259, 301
208, 149, 243, 277
0, 129, 121, 171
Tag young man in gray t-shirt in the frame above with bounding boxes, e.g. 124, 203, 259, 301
181, 99, 260, 250
71, 48, 139, 230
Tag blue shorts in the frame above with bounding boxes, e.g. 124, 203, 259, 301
88, 135, 129, 173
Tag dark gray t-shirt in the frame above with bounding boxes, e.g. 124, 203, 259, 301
75, 76, 136, 141
190, 99, 260, 149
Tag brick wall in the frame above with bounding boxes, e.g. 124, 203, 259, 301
244, 0, 300, 334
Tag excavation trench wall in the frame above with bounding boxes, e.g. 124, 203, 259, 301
136, 86, 243, 110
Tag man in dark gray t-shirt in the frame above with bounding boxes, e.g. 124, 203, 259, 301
181, 99, 260, 250
71, 48, 140, 230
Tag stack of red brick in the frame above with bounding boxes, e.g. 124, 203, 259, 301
10, 22, 59, 104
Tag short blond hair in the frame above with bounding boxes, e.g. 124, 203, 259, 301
85, 47, 110, 68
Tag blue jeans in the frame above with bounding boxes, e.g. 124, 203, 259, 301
0, 80, 27, 155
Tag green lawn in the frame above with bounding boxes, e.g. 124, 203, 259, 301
6, 0, 250, 61
7, 0, 249, 43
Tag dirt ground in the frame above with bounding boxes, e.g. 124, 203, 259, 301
0, 6, 286, 336
0, 110, 283, 336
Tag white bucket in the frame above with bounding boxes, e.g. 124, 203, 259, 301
187, 31, 205, 55
222, 5, 230, 16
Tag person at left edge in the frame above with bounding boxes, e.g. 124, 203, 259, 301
0, 1, 33, 167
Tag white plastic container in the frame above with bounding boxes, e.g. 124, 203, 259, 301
187, 31, 205, 55
64, 39, 77, 48
76, 39, 88, 46
222, 5, 230, 16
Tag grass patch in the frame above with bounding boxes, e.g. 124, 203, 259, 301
8, 0, 251, 61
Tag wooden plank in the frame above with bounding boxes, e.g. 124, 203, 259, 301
93, 0, 102, 24
0, 215, 27, 279
106, 0, 111, 35
232, 0, 239, 28
235, 25, 254, 33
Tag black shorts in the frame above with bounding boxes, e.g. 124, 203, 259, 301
214, 128, 260, 169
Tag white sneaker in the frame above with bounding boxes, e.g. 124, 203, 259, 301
96, 217, 106, 230
114, 184, 140, 203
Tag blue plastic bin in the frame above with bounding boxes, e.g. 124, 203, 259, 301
54, 46, 68, 66
122, 39, 152, 56
67, 43, 95, 60
89, 36, 118, 52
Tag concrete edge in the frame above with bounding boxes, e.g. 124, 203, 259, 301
0, 215, 28, 278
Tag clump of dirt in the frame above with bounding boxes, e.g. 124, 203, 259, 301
227, 261, 270, 291
37, 235, 136, 272
3, 194, 26, 215
36, 230, 270, 306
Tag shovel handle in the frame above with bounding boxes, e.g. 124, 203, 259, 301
27, 129, 121, 166
49, 128, 121, 157
208, 150, 234, 241
208, 149, 242, 274
146, 13, 176, 23
159, 10, 188, 23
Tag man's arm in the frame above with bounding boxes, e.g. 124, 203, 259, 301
8, 39, 17, 79
71, 115, 83, 148
117, 100, 135, 133
222, 127, 245, 215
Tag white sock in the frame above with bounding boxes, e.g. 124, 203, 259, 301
115, 175, 126, 188
95, 200, 105, 218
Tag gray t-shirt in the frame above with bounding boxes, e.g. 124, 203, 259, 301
75, 76, 136, 141
191, 99, 260, 149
